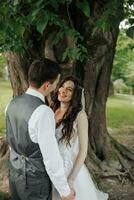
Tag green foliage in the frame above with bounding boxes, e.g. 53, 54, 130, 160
128, 0, 134, 5
0, 0, 133, 62
112, 31, 134, 87
93, 0, 124, 34
76, 0, 90, 17
126, 26, 134, 39
129, 18, 134, 25
0, 81, 12, 134
62, 45, 87, 62
123, 1, 134, 39
0, 0, 88, 61
0, 192, 10, 200
0, 53, 7, 78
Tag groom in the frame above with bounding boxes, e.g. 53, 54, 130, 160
6, 59, 75, 200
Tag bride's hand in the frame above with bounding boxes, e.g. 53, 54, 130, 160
61, 189, 75, 200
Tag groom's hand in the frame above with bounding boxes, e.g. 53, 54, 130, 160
61, 189, 76, 200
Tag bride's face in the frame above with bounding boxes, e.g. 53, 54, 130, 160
58, 80, 75, 103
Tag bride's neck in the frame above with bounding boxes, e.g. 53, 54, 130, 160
59, 102, 69, 112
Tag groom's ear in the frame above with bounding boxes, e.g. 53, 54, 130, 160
43, 81, 50, 90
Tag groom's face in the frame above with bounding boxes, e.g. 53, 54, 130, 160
46, 74, 60, 95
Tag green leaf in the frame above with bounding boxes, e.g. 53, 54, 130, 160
36, 16, 48, 34
52, 30, 65, 46
76, 0, 90, 17
126, 26, 134, 39
0, 5, 9, 16
48, 0, 59, 9
128, 0, 134, 5
129, 18, 134, 25
27, 8, 41, 23
17, 26, 25, 37
62, 45, 87, 62
13, 0, 19, 6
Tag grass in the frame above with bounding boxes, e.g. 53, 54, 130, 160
0, 80, 12, 135
0, 80, 134, 134
106, 94, 134, 129
0, 191, 10, 200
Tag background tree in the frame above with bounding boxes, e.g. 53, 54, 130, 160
112, 31, 134, 94
0, 0, 134, 195
125, 66, 134, 94
0, 54, 7, 79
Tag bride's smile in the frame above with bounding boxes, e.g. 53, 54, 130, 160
58, 80, 74, 103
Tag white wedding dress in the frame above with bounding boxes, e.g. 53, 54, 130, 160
52, 111, 108, 200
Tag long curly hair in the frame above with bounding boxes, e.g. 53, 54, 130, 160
51, 76, 82, 146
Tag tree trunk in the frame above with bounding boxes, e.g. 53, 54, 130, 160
84, 31, 118, 163
132, 86, 134, 95
6, 52, 29, 96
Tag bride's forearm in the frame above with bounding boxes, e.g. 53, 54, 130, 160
68, 150, 87, 181
68, 111, 88, 182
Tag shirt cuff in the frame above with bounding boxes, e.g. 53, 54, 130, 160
59, 186, 71, 197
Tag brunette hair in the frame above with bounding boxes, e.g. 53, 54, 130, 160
51, 76, 82, 146
28, 58, 61, 88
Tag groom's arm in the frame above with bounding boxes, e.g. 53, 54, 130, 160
28, 105, 72, 197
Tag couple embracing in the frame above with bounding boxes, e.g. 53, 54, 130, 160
6, 58, 108, 200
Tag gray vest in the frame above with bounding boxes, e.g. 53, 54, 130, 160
6, 94, 50, 187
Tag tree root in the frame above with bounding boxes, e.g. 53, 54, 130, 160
110, 135, 134, 161
95, 170, 131, 179
86, 135, 134, 184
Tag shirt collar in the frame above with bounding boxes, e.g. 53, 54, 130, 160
26, 88, 45, 103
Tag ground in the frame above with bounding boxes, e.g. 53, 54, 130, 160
99, 178, 134, 200
99, 126, 134, 200
0, 127, 134, 200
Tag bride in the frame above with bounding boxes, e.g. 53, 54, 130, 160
51, 76, 108, 200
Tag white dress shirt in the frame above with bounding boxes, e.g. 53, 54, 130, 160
7, 88, 70, 197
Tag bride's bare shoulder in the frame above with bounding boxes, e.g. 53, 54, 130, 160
76, 110, 88, 122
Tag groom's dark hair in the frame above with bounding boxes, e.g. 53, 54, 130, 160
28, 58, 61, 88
